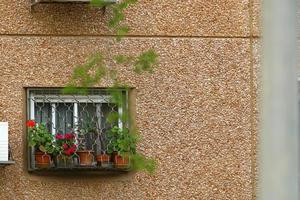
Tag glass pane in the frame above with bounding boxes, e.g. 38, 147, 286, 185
34, 102, 52, 131
78, 103, 98, 150
99, 103, 118, 153
78, 103, 97, 127
101, 103, 118, 131
76, 103, 119, 153
55, 103, 74, 134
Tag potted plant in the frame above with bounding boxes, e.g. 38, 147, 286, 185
76, 120, 97, 166
53, 132, 77, 168
107, 126, 136, 169
27, 120, 54, 168
76, 149, 94, 166
107, 126, 156, 173
96, 151, 111, 168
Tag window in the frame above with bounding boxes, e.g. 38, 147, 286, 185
27, 88, 130, 172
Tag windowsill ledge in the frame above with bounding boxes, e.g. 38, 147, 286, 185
0, 160, 15, 166
29, 166, 130, 175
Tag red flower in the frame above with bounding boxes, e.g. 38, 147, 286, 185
62, 143, 69, 150
64, 149, 71, 156
65, 133, 75, 140
26, 120, 36, 128
69, 147, 76, 154
64, 147, 76, 156
55, 134, 64, 140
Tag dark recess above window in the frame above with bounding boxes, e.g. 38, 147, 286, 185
31, 0, 117, 9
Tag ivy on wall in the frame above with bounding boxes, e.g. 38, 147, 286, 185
91, 0, 138, 40
63, 0, 158, 174
65, 0, 158, 92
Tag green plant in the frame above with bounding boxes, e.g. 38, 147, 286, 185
63, 50, 158, 95
77, 118, 99, 151
62, 0, 159, 95
107, 126, 156, 174
91, 0, 138, 41
63, 0, 158, 93
27, 120, 54, 154
107, 126, 137, 155
130, 153, 156, 175
54, 133, 77, 157
62, 0, 158, 174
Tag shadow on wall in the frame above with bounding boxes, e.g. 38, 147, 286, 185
25, 170, 137, 183
29, 3, 110, 33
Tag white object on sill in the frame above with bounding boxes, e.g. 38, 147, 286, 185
0, 122, 8, 162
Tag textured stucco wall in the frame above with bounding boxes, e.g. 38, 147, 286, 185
0, 0, 259, 199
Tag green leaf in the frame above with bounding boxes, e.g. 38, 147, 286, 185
130, 153, 156, 175
114, 55, 129, 64
134, 49, 158, 74
29, 141, 36, 147
106, 112, 119, 123
126, 0, 138, 3
118, 2, 129, 9
90, 0, 110, 7
116, 26, 130, 41
39, 145, 46, 153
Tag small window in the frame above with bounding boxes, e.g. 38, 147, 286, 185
27, 88, 130, 173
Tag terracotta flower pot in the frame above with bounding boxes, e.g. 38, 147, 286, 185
55, 155, 75, 168
35, 151, 51, 168
77, 150, 94, 166
96, 154, 111, 167
114, 154, 129, 169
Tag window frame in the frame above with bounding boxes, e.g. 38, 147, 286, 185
26, 88, 131, 173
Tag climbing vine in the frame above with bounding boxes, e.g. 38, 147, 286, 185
91, 0, 138, 41
63, 0, 158, 174
64, 0, 158, 93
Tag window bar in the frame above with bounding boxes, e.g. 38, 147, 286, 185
96, 104, 102, 153
30, 97, 35, 120
118, 93, 123, 129
73, 102, 80, 162
96, 104, 101, 129
125, 90, 129, 128
51, 103, 56, 135
73, 102, 79, 133
29, 94, 35, 169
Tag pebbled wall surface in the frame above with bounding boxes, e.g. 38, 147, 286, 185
0, 0, 259, 199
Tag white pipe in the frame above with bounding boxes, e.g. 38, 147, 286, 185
260, 0, 299, 199
51, 103, 56, 135
73, 102, 79, 132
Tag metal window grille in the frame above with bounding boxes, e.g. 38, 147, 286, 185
27, 88, 129, 172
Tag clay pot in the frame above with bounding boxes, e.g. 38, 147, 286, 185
35, 151, 51, 168
96, 154, 111, 167
54, 155, 75, 168
77, 150, 94, 166
114, 154, 129, 169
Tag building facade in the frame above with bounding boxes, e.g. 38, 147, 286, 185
0, 0, 260, 199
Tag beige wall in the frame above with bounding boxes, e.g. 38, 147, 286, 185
0, 0, 260, 199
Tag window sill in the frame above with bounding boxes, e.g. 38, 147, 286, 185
0, 160, 15, 166
29, 165, 130, 175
